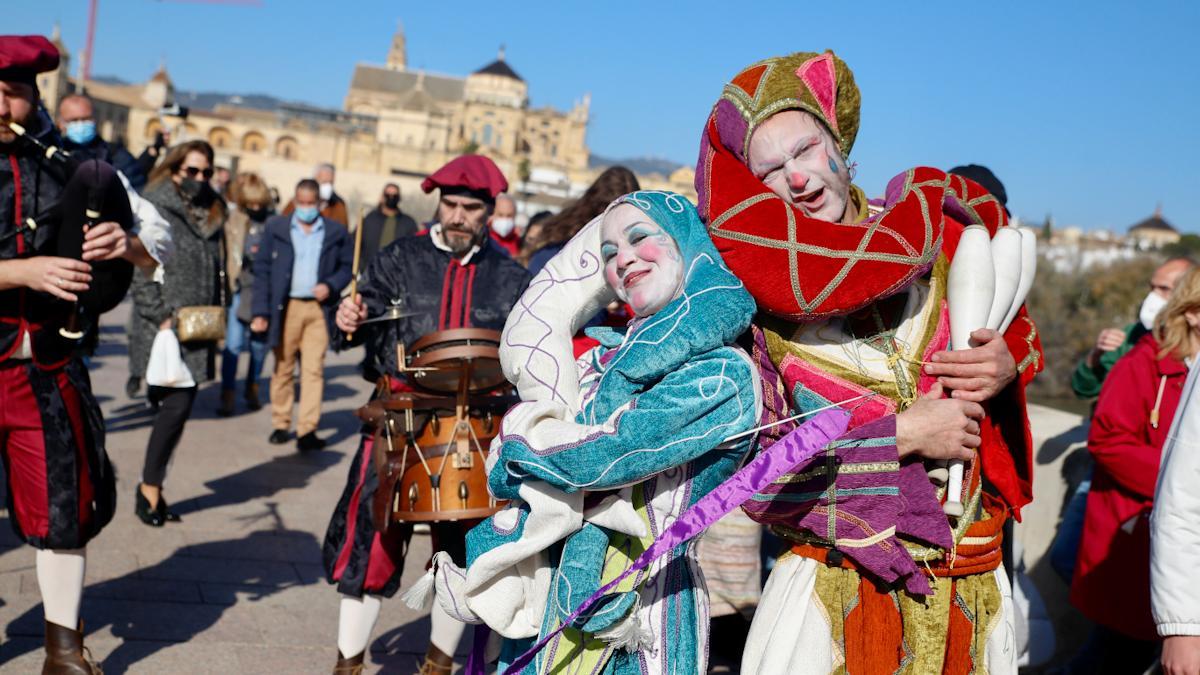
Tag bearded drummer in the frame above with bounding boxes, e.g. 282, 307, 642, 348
323, 154, 530, 674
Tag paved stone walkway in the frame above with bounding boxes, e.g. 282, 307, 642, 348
0, 302, 440, 673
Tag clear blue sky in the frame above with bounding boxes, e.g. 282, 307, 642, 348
11, 1, 1200, 233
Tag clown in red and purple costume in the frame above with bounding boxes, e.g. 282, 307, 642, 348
695, 50, 1043, 674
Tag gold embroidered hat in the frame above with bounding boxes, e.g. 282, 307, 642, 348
713, 50, 861, 163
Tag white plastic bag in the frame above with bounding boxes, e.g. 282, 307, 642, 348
145, 328, 195, 388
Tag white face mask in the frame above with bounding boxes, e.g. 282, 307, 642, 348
318, 182, 334, 201
1140, 291, 1169, 329
491, 217, 516, 238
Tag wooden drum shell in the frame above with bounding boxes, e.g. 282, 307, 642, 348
377, 411, 501, 523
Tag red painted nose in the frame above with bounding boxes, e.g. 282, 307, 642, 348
787, 170, 809, 192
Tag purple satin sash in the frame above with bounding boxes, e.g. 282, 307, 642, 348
502, 408, 850, 675
465, 624, 489, 675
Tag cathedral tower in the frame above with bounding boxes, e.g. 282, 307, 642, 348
37, 24, 71, 113
386, 22, 407, 71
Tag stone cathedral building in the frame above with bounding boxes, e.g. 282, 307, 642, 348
41, 22, 695, 215
344, 27, 590, 174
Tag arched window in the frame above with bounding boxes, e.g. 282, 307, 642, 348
274, 136, 299, 160
482, 124, 493, 145
242, 131, 267, 153
208, 127, 233, 149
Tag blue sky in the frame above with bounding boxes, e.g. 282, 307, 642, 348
11, 1, 1200, 233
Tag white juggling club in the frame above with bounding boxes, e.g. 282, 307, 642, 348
998, 228, 1038, 334
943, 225, 995, 517
985, 228, 1023, 331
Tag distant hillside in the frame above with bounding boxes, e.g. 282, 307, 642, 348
176, 90, 299, 112
90, 74, 312, 113
590, 154, 686, 176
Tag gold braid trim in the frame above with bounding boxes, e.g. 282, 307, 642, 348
1014, 316, 1041, 375
775, 461, 901, 484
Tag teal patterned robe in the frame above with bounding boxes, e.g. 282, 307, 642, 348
472, 192, 760, 674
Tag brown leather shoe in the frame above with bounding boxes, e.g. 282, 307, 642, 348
42, 620, 102, 675
416, 645, 453, 675
333, 650, 364, 674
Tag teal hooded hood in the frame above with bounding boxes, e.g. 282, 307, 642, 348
582, 190, 757, 421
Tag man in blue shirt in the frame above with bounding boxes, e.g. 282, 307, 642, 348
251, 178, 353, 451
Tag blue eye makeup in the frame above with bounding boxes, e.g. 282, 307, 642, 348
627, 225, 654, 244
601, 243, 618, 261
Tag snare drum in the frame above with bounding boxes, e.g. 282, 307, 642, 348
370, 395, 514, 527
363, 393, 515, 531
406, 328, 506, 394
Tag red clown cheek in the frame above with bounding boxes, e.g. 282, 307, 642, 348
635, 241, 663, 261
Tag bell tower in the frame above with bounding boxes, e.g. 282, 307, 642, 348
386, 21, 407, 71
38, 24, 71, 113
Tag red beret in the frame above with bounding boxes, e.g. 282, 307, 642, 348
421, 154, 508, 202
0, 36, 60, 84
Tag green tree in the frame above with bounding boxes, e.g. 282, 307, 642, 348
1025, 254, 1159, 399
1163, 233, 1200, 259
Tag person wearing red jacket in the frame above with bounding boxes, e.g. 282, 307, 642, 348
1069, 266, 1200, 674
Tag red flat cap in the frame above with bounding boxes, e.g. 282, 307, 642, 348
0, 36, 60, 84
421, 154, 508, 201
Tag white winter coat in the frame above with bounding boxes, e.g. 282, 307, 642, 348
1150, 360, 1200, 636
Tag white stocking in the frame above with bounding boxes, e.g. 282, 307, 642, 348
36, 548, 86, 629
429, 599, 467, 657
337, 594, 382, 658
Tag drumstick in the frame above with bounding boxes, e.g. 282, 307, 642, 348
345, 204, 367, 340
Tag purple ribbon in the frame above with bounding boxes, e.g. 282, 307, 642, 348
465, 624, 490, 675
502, 408, 851, 674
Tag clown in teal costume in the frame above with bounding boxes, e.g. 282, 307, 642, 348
408, 191, 761, 674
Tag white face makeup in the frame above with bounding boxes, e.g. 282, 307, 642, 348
600, 204, 684, 317
747, 110, 852, 222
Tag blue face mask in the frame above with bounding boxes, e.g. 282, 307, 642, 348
64, 120, 97, 145
294, 205, 320, 223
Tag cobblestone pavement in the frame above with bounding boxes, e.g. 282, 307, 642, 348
0, 302, 443, 673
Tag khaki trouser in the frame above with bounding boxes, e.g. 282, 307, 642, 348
271, 299, 328, 436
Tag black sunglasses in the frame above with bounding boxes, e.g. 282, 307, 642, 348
183, 166, 214, 179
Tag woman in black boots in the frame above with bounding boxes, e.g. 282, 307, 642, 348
130, 140, 226, 525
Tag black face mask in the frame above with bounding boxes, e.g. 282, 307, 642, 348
384, 195, 400, 209
245, 206, 271, 222
179, 177, 206, 202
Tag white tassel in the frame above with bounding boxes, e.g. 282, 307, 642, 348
401, 568, 436, 611
595, 610, 654, 653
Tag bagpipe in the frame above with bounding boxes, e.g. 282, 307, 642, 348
3, 120, 135, 338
